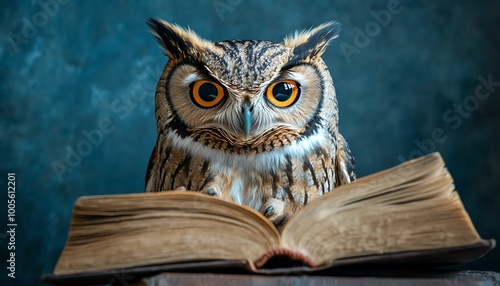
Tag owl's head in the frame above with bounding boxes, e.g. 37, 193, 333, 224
148, 19, 342, 154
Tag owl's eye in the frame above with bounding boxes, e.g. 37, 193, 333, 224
190, 80, 226, 108
265, 80, 300, 108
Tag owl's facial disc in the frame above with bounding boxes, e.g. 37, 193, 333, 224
168, 62, 327, 147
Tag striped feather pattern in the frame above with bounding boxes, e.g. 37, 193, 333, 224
145, 20, 355, 227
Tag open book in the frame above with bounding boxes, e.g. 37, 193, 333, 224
46, 153, 494, 284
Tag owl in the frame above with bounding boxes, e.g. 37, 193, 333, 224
145, 19, 355, 228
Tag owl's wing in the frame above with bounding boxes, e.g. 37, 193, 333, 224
335, 133, 356, 186
145, 143, 158, 192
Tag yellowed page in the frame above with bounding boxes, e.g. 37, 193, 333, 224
282, 153, 481, 265
54, 191, 280, 275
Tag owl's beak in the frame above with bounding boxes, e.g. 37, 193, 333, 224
242, 102, 252, 137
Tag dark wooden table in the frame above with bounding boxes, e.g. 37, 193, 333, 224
130, 270, 500, 286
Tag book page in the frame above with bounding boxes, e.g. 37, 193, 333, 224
281, 153, 481, 265
54, 191, 281, 275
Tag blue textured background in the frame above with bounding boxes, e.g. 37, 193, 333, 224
1, 0, 499, 285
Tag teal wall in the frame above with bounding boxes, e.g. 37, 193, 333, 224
1, 1, 499, 285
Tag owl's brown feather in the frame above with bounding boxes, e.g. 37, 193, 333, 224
335, 133, 356, 186
145, 142, 158, 192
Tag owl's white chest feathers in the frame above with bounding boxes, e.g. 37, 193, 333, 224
167, 130, 328, 210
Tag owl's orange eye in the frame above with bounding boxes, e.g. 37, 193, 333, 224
265, 80, 300, 108
190, 80, 226, 108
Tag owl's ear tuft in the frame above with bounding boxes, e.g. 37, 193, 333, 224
147, 18, 212, 60
283, 21, 342, 67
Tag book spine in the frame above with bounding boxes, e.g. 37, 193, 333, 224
253, 248, 318, 268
